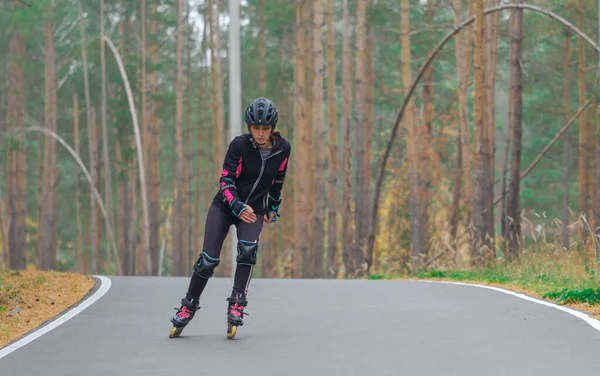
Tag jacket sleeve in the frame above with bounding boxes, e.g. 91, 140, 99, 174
219, 137, 248, 217
268, 142, 291, 202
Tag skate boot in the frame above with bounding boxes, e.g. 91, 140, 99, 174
226, 292, 248, 339
169, 297, 199, 338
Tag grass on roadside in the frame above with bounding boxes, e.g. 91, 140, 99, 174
370, 249, 600, 319
0, 266, 95, 349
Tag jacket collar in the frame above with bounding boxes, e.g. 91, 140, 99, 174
244, 132, 282, 151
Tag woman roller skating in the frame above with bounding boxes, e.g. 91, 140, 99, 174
169, 97, 291, 339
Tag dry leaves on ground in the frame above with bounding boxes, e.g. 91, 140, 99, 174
0, 267, 95, 349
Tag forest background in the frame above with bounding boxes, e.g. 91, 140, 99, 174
2, 0, 600, 298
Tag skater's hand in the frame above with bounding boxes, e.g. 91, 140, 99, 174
239, 206, 257, 223
263, 212, 277, 224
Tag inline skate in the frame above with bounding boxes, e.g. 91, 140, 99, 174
226, 292, 248, 339
169, 297, 199, 338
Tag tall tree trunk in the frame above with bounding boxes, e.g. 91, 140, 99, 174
49, 14, 58, 266
353, 0, 367, 275
417, 0, 435, 266
575, 0, 594, 268
457, 0, 474, 223
78, 0, 97, 274
195, 10, 208, 261
506, 0, 524, 260
140, 0, 151, 274
36, 122, 45, 268
326, 0, 338, 278
472, 0, 490, 266
596, 0, 600, 272
0, 2, 6, 268
277, 33, 293, 278
400, 0, 423, 270
258, 0, 271, 276
364, 25, 375, 271
449, 132, 462, 241
450, 0, 470, 244
595, 0, 600, 264
141, 0, 147, 214
84, 216, 91, 273
100, 0, 114, 273
208, 0, 220, 182
174, 0, 185, 276
114, 8, 126, 273
133, 15, 146, 276
117, 11, 130, 274
500, 114, 512, 244
184, 14, 192, 274
293, 0, 308, 278
313, 0, 325, 278
128, 154, 138, 274
6, 31, 27, 270
216, 1, 230, 277
484, 0, 500, 248
39, 12, 58, 270
74, 94, 84, 273
149, 0, 161, 275
341, 0, 354, 278
259, 0, 266, 90
0, 196, 6, 268
91, 107, 102, 272
303, 0, 316, 278
208, 0, 228, 276
202, 16, 213, 239
115, 141, 126, 273
210, 0, 225, 186
499, 4, 513, 247
563, 30, 572, 251
577, 0, 589, 238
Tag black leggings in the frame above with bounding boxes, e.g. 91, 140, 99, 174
185, 202, 264, 302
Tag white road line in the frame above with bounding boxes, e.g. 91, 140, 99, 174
418, 279, 600, 332
0, 275, 111, 360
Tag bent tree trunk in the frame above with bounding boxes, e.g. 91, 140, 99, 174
15, 126, 122, 275
366, 3, 600, 274
103, 36, 151, 275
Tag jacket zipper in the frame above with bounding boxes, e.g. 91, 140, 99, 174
244, 148, 284, 205
245, 151, 265, 204
267, 149, 283, 160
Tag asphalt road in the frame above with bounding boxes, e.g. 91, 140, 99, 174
1, 276, 600, 376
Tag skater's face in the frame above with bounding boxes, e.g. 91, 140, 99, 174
249, 125, 273, 146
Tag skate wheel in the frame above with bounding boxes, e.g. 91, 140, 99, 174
169, 326, 182, 338
227, 325, 237, 339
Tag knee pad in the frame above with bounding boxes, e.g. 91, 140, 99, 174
193, 251, 220, 279
236, 240, 259, 265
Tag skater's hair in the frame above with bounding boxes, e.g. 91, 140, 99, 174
247, 126, 281, 142
271, 129, 282, 142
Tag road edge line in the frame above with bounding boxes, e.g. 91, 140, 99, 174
0, 275, 111, 360
417, 279, 600, 332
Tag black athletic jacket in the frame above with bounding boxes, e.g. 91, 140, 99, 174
213, 133, 291, 217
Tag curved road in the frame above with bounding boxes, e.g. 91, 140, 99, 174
1, 276, 600, 375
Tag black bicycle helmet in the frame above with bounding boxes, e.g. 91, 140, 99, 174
244, 97, 278, 127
